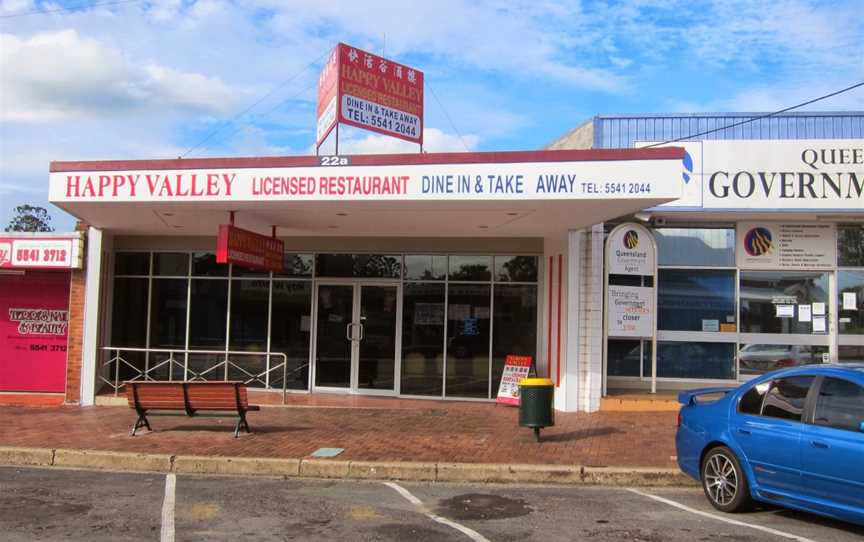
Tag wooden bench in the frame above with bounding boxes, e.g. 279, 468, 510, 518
125, 381, 260, 437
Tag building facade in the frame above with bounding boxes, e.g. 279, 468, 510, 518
551, 112, 864, 410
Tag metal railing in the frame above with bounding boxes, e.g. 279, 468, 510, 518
99, 347, 306, 404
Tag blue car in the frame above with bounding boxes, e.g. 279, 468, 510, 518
676, 364, 864, 526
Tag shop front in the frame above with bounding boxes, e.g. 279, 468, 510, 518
49, 148, 685, 408
0, 233, 83, 398
551, 112, 864, 407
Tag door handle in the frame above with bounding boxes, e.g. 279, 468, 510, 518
737, 428, 751, 435
345, 323, 355, 341
357, 323, 364, 341
810, 441, 829, 449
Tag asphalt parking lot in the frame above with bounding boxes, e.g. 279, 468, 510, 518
1, 466, 862, 541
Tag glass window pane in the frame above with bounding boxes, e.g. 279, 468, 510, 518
274, 254, 313, 278
269, 281, 312, 390
609, 274, 652, 287
839, 270, 864, 335
494, 256, 538, 282
192, 252, 228, 277
762, 376, 814, 421
738, 343, 828, 376
449, 255, 491, 281
492, 284, 537, 393
657, 341, 736, 379
111, 277, 148, 347
315, 254, 401, 278
231, 265, 269, 278
153, 253, 189, 276
404, 255, 447, 281
401, 283, 445, 396
655, 228, 735, 267
229, 279, 269, 351
115, 252, 149, 276
738, 383, 768, 415
740, 271, 829, 334
189, 279, 228, 348
607, 339, 644, 377
839, 345, 864, 362
815, 378, 864, 432
446, 283, 491, 398
658, 270, 735, 331
838, 224, 864, 267
149, 279, 187, 348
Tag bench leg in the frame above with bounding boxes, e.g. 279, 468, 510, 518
234, 412, 251, 438
130, 413, 151, 436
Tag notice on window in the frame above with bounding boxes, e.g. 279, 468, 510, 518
812, 302, 826, 316
776, 305, 795, 318
702, 319, 719, 332
798, 305, 811, 322
736, 223, 836, 270
843, 292, 858, 310
812, 316, 827, 333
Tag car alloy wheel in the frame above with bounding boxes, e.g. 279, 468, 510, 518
701, 446, 752, 513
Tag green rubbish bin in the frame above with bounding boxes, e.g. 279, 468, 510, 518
519, 377, 555, 442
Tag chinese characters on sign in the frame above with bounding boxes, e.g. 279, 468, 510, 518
216, 225, 284, 272
316, 42, 424, 147
496, 355, 534, 406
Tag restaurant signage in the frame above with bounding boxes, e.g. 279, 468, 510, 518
216, 225, 284, 272
0, 235, 83, 269
316, 42, 424, 146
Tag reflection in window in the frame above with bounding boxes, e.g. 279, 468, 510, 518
315, 254, 401, 278
607, 339, 644, 377
153, 253, 189, 276
192, 252, 228, 277
229, 279, 269, 351
274, 254, 313, 277
839, 270, 864, 335
401, 283, 445, 396
655, 228, 735, 267
815, 378, 864, 432
149, 279, 187, 349
115, 252, 150, 276
269, 281, 312, 390
738, 382, 769, 415
658, 270, 735, 331
494, 256, 538, 282
189, 279, 228, 348
404, 255, 447, 281
740, 271, 829, 334
110, 277, 148, 378
492, 284, 537, 393
838, 224, 864, 267
657, 341, 736, 380
762, 376, 814, 421
449, 255, 492, 281
446, 283, 491, 398
738, 343, 827, 376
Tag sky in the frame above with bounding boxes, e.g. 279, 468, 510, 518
1, 0, 863, 231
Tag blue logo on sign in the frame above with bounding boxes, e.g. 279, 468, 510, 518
682, 150, 693, 184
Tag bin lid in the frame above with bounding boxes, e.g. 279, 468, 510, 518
520, 377, 554, 387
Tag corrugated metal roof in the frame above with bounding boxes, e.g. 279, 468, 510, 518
591, 112, 864, 149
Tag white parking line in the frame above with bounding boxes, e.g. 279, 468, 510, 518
383, 482, 491, 542
161, 473, 176, 542
626, 488, 818, 542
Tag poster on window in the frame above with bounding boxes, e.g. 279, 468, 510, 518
736, 223, 836, 270
607, 285, 654, 338
495, 355, 533, 406
0, 271, 70, 392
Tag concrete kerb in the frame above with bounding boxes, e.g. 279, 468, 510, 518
0, 446, 695, 486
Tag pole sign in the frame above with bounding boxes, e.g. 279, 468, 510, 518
216, 225, 284, 272
606, 223, 655, 275
317, 42, 424, 147
495, 354, 533, 406
607, 285, 654, 338
0, 235, 83, 269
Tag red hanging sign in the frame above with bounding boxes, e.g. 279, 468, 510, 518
216, 225, 284, 272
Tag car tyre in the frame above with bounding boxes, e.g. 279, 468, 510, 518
701, 446, 753, 513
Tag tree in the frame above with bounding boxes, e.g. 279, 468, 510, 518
5, 205, 54, 232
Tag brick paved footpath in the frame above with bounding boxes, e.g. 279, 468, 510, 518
0, 394, 678, 468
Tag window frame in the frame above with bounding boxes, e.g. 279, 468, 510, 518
737, 375, 818, 423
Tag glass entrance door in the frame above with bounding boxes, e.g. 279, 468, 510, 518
313, 282, 399, 393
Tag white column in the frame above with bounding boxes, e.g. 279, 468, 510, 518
578, 224, 605, 412
79, 227, 104, 406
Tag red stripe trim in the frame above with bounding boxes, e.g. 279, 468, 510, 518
556, 254, 563, 388
547, 256, 553, 379
49, 147, 685, 173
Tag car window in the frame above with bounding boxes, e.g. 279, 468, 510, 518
738, 382, 769, 415
814, 377, 864, 432
761, 376, 814, 422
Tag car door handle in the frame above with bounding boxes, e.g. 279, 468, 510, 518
810, 441, 829, 449
737, 428, 751, 435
